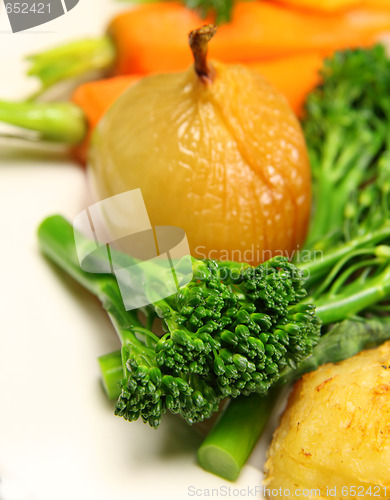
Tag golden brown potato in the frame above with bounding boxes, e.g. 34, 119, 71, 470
264, 341, 390, 499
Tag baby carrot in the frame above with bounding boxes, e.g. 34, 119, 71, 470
71, 75, 140, 130
274, 0, 364, 13
249, 53, 324, 117
276, 0, 390, 13
70, 74, 140, 163
109, 2, 390, 74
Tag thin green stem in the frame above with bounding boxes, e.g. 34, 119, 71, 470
314, 266, 390, 325
311, 248, 377, 299
27, 36, 116, 91
299, 223, 390, 287
327, 258, 379, 296
98, 350, 122, 399
0, 100, 87, 144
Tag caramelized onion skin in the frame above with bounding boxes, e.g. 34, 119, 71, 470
88, 62, 311, 265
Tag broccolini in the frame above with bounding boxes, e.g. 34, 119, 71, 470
38, 216, 321, 428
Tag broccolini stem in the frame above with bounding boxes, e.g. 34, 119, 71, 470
306, 132, 380, 246
299, 223, 390, 287
98, 350, 123, 399
313, 265, 390, 324
27, 36, 116, 93
306, 129, 342, 245
197, 388, 279, 481
38, 215, 145, 349
0, 100, 87, 144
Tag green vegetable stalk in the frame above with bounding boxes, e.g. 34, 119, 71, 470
302, 45, 390, 249
0, 100, 86, 144
27, 37, 115, 94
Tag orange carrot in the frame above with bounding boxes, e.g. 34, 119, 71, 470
276, 0, 390, 13
72, 75, 140, 130
367, 0, 390, 9
71, 74, 141, 163
249, 53, 324, 116
30, 1, 390, 92
108, 2, 390, 75
274, 0, 365, 13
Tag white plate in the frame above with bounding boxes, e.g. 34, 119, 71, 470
0, 2, 277, 499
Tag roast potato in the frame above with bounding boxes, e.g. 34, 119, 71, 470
264, 341, 390, 499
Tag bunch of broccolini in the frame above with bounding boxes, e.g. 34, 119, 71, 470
38, 216, 321, 428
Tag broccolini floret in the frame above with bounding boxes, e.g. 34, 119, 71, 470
113, 256, 320, 427
38, 214, 322, 428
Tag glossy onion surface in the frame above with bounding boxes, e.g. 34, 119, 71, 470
88, 61, 311, 264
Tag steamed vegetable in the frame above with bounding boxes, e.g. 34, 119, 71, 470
277, 0, 361, 13
264, 340, 390, 497
302, 45, 390, 248
26, 2, 390, 91
88, 25, 312, 265
278, 0, 390, 13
